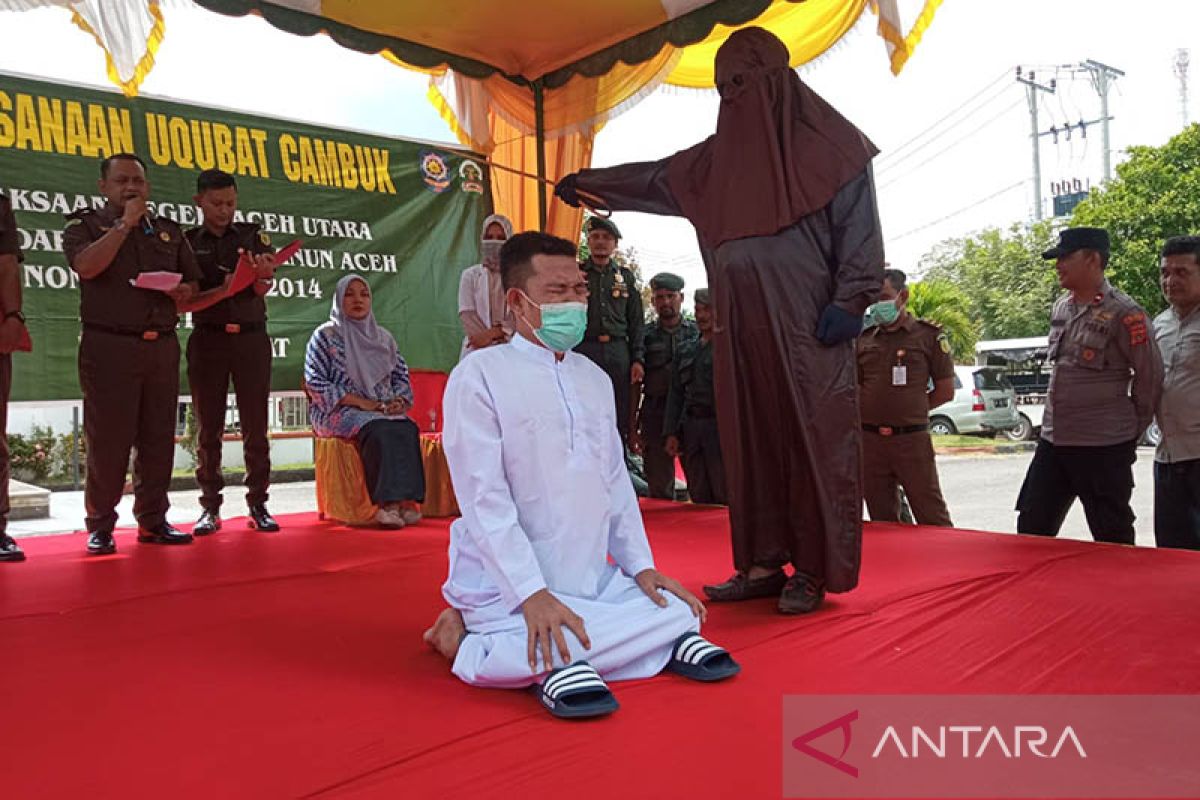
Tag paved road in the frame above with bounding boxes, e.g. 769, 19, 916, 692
12, 448, 1161, 548
934, 447, 1158, 548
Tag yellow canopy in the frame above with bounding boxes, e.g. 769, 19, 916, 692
1, 0, 944, 236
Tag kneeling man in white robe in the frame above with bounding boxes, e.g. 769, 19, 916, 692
424, 231, 739, 718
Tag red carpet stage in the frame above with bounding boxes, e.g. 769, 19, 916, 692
3, 504, 1199, 798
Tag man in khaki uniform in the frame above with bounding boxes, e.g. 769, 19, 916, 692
64, 154, 201, 555
856, 269, 956, 526
1016, 227, 1163, 544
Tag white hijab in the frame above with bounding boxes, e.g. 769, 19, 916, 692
329, 275, 397, 394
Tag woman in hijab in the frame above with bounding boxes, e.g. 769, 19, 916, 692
305, 275, 427, 528
457, 213, 515, 359
555, 27, 884, 615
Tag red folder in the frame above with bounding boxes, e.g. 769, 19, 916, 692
227, 240, 303, 296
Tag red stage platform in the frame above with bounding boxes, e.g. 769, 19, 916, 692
2, 504, 1198, 798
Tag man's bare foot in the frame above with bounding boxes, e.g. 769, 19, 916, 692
422, 607, 467, 662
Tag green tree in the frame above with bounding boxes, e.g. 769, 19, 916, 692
1069, 123, 1200, 315
906, 279, 978, 363
918, 219, 1062, 339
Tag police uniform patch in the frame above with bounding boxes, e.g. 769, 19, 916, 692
159, 231, 171, 242
258, 231, 272, 247
1082, 348, 1096, 361
938, 334, 950, 353
1122, 313, 1148, 346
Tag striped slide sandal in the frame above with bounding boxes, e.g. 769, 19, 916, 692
534, 661, 620, 719
665, 632, 741, 682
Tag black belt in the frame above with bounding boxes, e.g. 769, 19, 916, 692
83, 322, 176, 341
196, 322, 266, 334
687, 404, 716, 419
585, 333, 627, 343
862, 423, 927, 436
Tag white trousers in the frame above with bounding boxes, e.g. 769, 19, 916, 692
451, 564, 700, 689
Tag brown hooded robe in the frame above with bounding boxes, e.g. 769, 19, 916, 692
572, 28, 883, 592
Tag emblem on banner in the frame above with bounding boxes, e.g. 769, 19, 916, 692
420, 151, 451, 194
459, 160, 485, 194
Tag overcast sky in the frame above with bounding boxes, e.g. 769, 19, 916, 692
1, 0, 1196, 299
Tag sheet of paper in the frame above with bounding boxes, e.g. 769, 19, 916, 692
130, 271, 182, 292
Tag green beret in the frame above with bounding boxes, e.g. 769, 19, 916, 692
586, 216, 622, 239
694, 288, 711, 306
649, 272, 684, 291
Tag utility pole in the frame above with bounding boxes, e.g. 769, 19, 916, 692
1175, 49, 1190, 128
1016, 66, 1056, 221
1081, 59, 1124, 181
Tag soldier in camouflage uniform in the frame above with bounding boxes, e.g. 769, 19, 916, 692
664, 289, 726, 504
635, 272, 698, 499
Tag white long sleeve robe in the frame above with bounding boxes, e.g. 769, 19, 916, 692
441, 334, 699, 688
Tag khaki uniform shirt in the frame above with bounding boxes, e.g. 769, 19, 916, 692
64, 206, 201, 332
1153, 305, 1200, 463
185, 222, 274, 325
857, 315, 955, 427
581, 258, 645, 363
1042, 280, 1163, 447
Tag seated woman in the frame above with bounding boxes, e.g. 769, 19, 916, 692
305, 275, 426, 528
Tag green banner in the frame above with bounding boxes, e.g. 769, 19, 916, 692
0, 71, 491, 401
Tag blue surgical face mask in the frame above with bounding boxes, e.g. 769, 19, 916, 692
863, 299, 901, 329
519, 292, 587, 352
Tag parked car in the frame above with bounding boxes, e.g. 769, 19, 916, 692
928, 366, 1020, 436
974, 337, 1162, 446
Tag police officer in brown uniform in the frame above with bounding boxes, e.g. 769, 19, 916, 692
64, 154, 201, 554
574, 217, 645, 443
856, 268, 956, 526
1016, 227, 1163, 544
180, 169, 279, 535
635, 272, 697, 498
0, 190, 28, 562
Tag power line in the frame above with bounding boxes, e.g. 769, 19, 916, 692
887, 180, 1028, 242
877, 71, 1010, 166
877, 98, 1024, 191
875, 83, 1016, 177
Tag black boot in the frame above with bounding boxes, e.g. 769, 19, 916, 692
248, 504, 280, 532
0, 533, 25, 562
137, 522, 193, 545
87, 529, 116, 555
193, 509, 221, 536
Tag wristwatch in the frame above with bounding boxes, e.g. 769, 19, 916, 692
112, 219, 129, 232
3, 310, 24, 323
